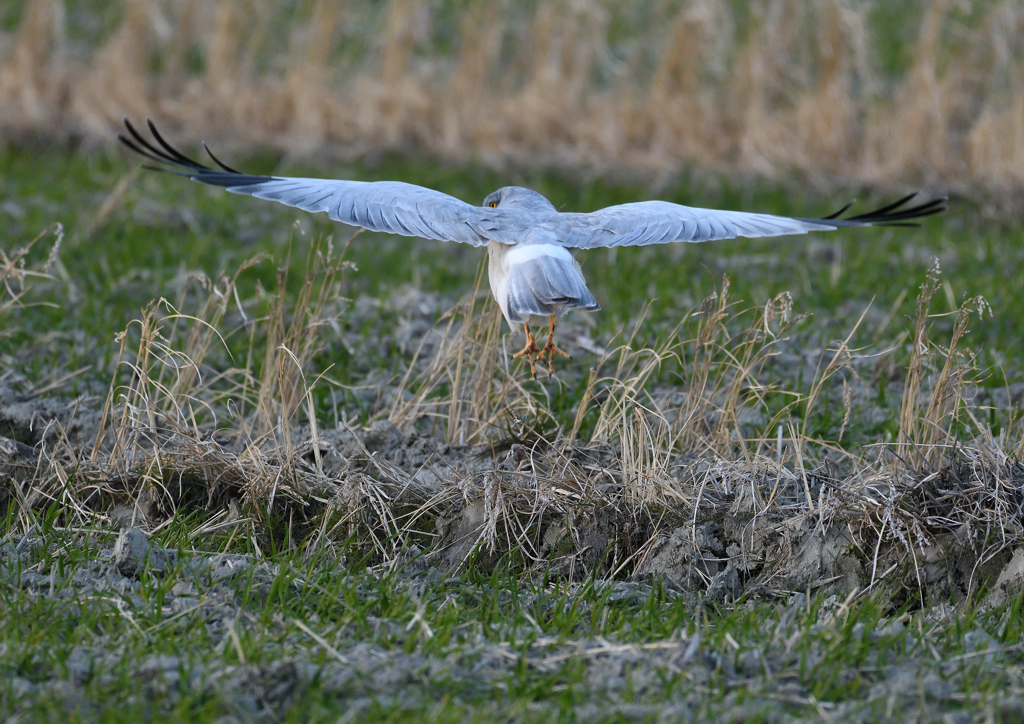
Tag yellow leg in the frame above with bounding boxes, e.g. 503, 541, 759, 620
540, 315, 571, 375
511, 323, 540, 376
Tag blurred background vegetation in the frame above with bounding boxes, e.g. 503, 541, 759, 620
1, 0, 1023, 192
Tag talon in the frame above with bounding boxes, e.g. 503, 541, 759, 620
512, 323, 540, 376
541, 315, 570, 375
541, 338, 570, 375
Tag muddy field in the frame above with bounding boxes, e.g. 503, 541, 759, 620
6, 522, 1024, 722
4, 138, 1024, 720
3, 338, 1023, 614
8, 1, 1024, 718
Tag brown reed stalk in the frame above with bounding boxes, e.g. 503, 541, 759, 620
898, 258, 941, 464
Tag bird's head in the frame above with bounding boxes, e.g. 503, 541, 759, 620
483, 186, 557, 214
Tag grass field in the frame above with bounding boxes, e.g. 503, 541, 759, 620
4, 514, 1024, 721
3, 142, 1020, 387
3, 138, 1024, 721
4, 1, 1024, 719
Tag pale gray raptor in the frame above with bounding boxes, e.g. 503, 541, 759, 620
119, 118, 946, 374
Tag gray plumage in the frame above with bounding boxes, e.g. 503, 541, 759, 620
504, 250, 599, 324
118, 118, 947, 331
232, 178, 839, 249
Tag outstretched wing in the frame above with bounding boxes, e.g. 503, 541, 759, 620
555, 195, 947, 249
118, 118, 511, 247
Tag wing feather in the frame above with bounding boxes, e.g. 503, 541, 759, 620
120, 118, 946, 252
118, 118, 515, 248
558, 195, 945, 249
227, 177, 508, 246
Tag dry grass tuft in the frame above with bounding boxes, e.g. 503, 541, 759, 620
387, 263, 538, 447
0, 224, 62, 336
898, 258, 990, 469
2, 241, 1022, 602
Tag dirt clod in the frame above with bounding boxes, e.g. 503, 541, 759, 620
0, 434, 36, 485
706, 565, 741, 602
363, 419, 403, 457
113, 528, 171, 578
983, 548, 1024, 610
0, 387, 100, 446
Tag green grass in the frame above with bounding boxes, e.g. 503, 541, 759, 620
5, 143, 1024, 721
3, 139, 1022, 461
2, 141, 1019, 391
3, 516, 1024, 721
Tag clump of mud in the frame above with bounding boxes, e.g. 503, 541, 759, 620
0, 385, 102, 446
4, 355, 1024, 613
3, 272, 1023, 613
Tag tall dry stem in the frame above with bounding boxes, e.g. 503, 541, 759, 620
898, 259, 942, 463
898, 259, 987, 468
388, 262, 541, 446
0, 225, 61, 325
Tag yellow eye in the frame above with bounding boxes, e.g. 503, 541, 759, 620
488, 202, 497, 208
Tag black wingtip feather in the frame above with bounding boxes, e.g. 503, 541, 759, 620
117, 133, 175, 168
118, 117, 274, 188
849, 191, 919, 220
808, 192, 947, 228
203, 141, 243, 174
821, 200, 855, 220
146, 117, 206, 169
121, 118, 181, 167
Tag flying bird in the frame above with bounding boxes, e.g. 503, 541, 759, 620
118, 118, 946, 375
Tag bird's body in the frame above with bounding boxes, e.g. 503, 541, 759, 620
478, 186, 594, 329
486, 235, 598, 327
119, 119, 946, 375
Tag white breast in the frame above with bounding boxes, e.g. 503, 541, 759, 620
487, 242, 515, 326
